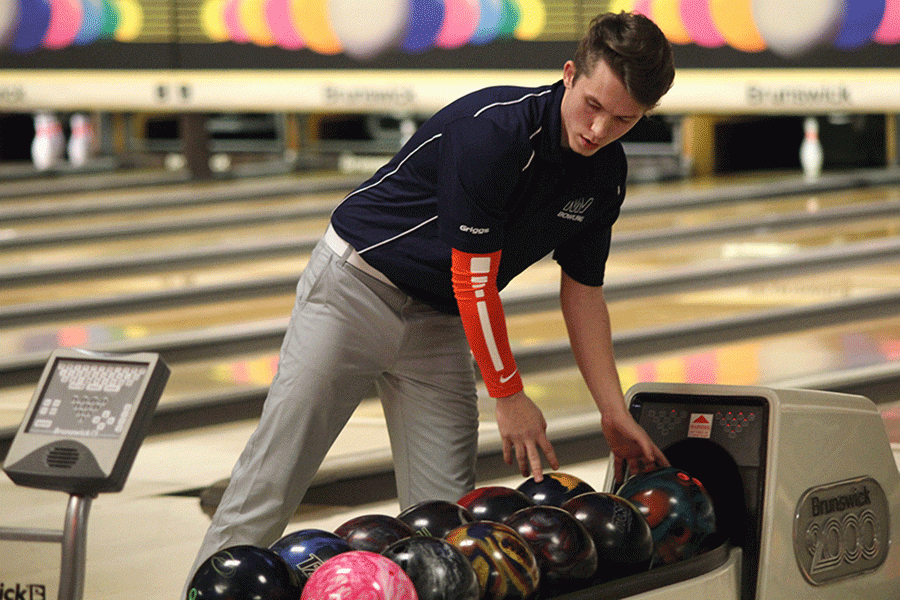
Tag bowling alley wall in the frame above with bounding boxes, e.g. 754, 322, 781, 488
1, 0, 899, 115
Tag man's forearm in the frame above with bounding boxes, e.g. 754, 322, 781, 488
559, 273, 627, 415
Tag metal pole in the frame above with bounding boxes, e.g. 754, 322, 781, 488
0, 527, 63, 543
57, 495, 93, 600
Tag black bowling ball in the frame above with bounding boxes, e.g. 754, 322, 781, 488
382, 536, 480, 600
187, 545, 301, 599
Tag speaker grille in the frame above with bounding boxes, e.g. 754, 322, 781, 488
46, 447, 80, 469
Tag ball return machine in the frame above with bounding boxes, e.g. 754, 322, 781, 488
562, 382, 899, 600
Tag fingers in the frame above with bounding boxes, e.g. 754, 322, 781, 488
637, 437, 670, 471
524, 444, 541, 481
540, 437, 560, 472
629, 457, 648, 476
508, 435, 558, 482
512, 440, 529, 477
611, 440, 667, 485
652, 445, 671, 468
496, 395, 557, 481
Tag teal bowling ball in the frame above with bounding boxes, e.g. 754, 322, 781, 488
616, 467, 716, 565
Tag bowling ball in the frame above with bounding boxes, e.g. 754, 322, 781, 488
398, 499, 475, 538
382, 535, 480, 600
516, 473, 594, 507
616, 467, 716, 565
503, 505, 597, 586
269, 529, 352, 588
664, 437, 745, 549
335, 513, 415, 553
187, 544, 301, 600
445, 520, 541, 600
458, 486, 534, 523
301, 550, 417, 600
561, 492, 653, 582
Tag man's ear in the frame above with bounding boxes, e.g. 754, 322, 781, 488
563, 60, 576, 89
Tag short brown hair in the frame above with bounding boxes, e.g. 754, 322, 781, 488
573, 12, 675, 108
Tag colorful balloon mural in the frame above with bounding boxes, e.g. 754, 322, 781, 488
195, 0, 541, 57
1, 0, 898, 59
628, 0, 896, 57
1, 0, 142, 52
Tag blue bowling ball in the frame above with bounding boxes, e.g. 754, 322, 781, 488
269, 528, 352, 588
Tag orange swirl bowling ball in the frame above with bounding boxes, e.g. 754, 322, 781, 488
445, 520, 541, 600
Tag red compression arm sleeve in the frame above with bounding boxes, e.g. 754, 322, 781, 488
451, 248, 523, 398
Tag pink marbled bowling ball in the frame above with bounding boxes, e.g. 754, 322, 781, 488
300, 550, 418, 600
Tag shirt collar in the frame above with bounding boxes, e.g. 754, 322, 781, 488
537, 80, 566, 163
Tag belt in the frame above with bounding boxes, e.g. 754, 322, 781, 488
324, 224, 396, 288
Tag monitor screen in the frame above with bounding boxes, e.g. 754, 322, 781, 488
25, 357, 149, 440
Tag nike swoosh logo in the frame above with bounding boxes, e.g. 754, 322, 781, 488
499, 370, 518, 384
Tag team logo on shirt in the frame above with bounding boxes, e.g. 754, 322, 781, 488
557, 197, 594, 222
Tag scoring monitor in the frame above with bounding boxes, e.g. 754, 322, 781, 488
3, 348, 170, 495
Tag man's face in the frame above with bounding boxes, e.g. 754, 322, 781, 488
560, 58, 647, 156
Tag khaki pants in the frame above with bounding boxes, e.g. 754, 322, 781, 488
184, 235, 479, 590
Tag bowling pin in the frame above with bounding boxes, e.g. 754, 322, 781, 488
67, 113, 94, 168
31, 112, 62, 171
49, 113, 65, 166
799, 116, 823, 182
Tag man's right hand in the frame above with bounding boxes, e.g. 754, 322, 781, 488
495, 389, 561, 482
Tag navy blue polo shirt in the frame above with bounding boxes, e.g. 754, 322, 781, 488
330, 80, 627, 314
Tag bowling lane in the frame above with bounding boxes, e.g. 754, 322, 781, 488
4, 188, 342, 236
4, 260, 899, 434
5, 180, 897, 313
614, 183, 900, 234
0, 171, 352, 215
604, 213, 900, 277
494, 312, 900, 428
4, 216, 900, 363
0, 296, 297, 355
9, 282, 896, 444
5, 185, 900, 309
0, 254, 309, 306
6, 182, 896, 267
506, 261, 900, 348
1, 211, 332, 268
3, 179, 900, 431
